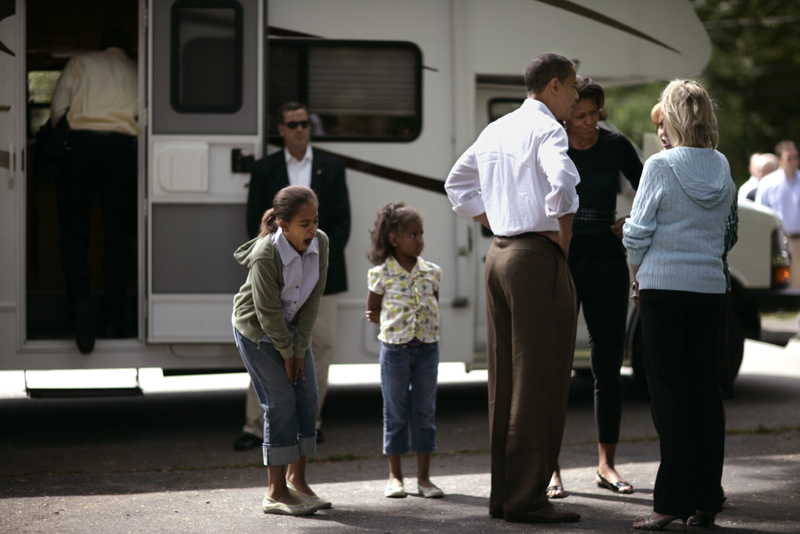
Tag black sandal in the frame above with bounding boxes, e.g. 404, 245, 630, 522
596, 471, 633, 494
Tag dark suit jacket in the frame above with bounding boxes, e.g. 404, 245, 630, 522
247, 148, 350, 295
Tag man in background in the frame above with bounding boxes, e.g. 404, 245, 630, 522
50, 27, 138, 354
757, 141, 800, 287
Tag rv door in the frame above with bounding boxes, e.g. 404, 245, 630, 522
0, 1, 22, 353
146, 0, 262, 343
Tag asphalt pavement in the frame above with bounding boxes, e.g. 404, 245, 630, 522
2, 333, 800, 533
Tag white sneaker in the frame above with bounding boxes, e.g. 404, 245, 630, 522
261, 495, 318, 515
418, 483, 444, 498
384, 481, 407, 498
286, 479, 332, 509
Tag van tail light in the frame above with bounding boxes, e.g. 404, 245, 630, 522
771, 227, 791, 288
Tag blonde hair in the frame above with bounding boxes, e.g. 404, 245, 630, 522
650, 102, 662, 128
660, 79, 718, 149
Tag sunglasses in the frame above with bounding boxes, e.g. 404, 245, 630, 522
283, 120, 310, 130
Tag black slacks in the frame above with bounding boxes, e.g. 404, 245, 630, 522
57, 130, 137, 329
639, 289, 726, 518
569, 255, 629, 444
485, 234, 576, 515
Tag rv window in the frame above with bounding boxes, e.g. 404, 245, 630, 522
171, 0, 243, 113
28, 70, 61, 137
488, 98, 523, 123
269, 40, 422, 142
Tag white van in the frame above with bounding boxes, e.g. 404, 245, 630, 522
3, 0, 789, 394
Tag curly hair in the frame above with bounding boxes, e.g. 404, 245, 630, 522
258, 185, 319, 238
367, 202, 423, 266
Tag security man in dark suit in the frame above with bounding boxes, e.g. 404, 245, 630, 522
234, 101, 350, 450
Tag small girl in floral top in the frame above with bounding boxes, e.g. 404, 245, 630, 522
366, 202, 444, 500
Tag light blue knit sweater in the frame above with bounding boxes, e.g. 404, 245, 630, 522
622, 147, 736, 294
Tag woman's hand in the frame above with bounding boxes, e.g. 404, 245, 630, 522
284, 357, 306, 385
630, 263, 641, 307
365, 308, 381, 324
611, 216, 628, 240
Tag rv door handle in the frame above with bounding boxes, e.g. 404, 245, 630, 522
7, 143, 14, 189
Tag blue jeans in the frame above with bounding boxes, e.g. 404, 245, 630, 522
380, 341, 439, 456
233, 327, 318, 466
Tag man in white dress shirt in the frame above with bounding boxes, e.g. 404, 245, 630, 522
50, 27, 138, 354
757, 140, 800, 287
445, 53, 581, 523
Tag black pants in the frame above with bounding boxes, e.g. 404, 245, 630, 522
639, 289, 726, 518
569, 255, 629, 444
56, 130, 137, 330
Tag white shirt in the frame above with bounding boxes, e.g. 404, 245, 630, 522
756, 168, 800, 234
263, 228, 319, 333
738, 176, 758, 200
50, 47, 139, 136
285, 145, 313, 188
444, 98, 580, 235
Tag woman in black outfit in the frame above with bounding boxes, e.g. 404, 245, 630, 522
547, 77, 643, 498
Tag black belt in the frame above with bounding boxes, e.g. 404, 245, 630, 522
69, 129, 135, 139
574, 208, 616, 224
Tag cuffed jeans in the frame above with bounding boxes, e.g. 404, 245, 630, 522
380, 341, 439, 456
233, 327, 318, 466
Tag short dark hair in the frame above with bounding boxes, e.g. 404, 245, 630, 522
100, 27, 132, 53
277, 102, 309, 124
775, 140, 797, 158
575, 76, 609, 120
524, 53, 574, 95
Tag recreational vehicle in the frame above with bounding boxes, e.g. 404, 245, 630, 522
1, 0, 796, 395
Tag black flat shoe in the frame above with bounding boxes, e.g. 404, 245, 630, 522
596, 471, 633, 494
233, 432, 263, 451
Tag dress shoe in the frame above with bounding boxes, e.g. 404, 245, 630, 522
261, 495, 317, 516
233, 432, 263, 451
504, 503, 580, 523
633, 513, 687, 531
286, 479, 332, 509
75, 300, 96, 354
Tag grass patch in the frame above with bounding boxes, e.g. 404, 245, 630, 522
308, 453, 370, 464
726, 424, 800, 436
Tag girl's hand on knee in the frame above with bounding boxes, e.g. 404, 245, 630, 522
284, 357, 305, 385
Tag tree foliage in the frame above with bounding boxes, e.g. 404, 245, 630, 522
604, 0, 800, 184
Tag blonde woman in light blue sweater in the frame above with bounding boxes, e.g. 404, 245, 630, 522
623, 80, 737, 531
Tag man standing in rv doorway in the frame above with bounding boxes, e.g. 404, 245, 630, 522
445, 53, 581, 523
50, 27, 138, 354
234, 101, 351, 451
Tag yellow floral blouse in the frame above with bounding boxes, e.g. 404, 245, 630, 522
367, 256, 443, 344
